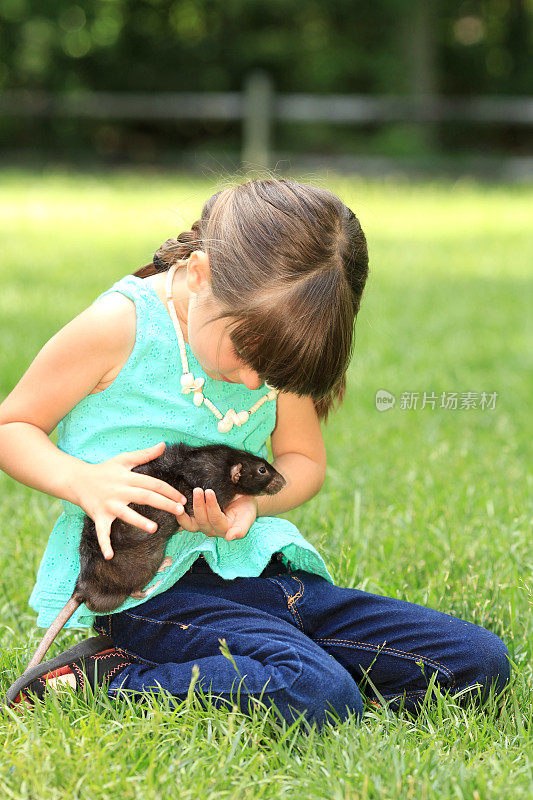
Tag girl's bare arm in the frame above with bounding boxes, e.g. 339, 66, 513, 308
256, 391, 327, 517
0, 421, 97, 506
0, 293, 186, 558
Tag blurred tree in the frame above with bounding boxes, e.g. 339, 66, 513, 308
0, 0, 531, 157
2, 0, 530, 94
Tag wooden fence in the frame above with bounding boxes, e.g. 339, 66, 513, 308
1, 70, 531, 169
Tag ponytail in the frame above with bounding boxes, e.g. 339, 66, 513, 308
133, 220, 203, 278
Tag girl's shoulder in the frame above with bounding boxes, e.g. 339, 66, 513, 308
0, 281, 140, 434
88, 272, 166, 395
86, 281, 138, 395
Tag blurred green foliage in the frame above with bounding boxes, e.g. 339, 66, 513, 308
0, 0, 531, 159
2, 0, 530, 94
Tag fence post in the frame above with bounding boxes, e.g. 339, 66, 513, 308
242, 70, 273, 170
402, 0, 438, 148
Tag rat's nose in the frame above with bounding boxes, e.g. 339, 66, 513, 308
266, 474, 286, 494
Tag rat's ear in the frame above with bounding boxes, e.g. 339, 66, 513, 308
230, 463, 242, 483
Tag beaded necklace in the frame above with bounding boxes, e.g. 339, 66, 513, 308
165, 263, 278, 434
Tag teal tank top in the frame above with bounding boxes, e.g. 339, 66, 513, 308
28, 274, 333, 629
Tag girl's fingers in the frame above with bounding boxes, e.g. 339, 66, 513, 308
175, 509, 200, 532
127, 488, 186, 518
192, 488, 211, 533
113, 444, 187, 506
119, 441, 166, 468
225, 527, 243, 541
94, 518, 114, 560
204, 489, 229, 531
193, 488, 227, 537
130, 473, 187, 506
117, 504, 160, 535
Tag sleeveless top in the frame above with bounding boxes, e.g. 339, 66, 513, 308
28, 274, 334, 629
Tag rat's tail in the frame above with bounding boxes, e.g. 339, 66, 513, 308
24, 595, 81, 672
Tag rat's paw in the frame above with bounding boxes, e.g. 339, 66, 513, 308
130, 578, 164, 599
157, 557, 174, 573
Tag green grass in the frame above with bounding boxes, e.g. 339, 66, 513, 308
0, 168, 531, 799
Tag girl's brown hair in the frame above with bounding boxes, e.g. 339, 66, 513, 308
134, 177, 369, 422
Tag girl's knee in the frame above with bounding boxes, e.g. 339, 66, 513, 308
287, 656, 363, 729
321, 667, 364, 725
463, 626, 511, 699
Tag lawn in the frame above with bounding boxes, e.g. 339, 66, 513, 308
0, 168, 531, 799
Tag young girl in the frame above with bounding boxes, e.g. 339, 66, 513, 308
1, 177, 510, 727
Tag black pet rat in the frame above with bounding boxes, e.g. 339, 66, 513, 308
22, 441, 286, 673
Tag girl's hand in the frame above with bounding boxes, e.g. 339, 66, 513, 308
176, 488, 258, 541
74, 441, 188, 561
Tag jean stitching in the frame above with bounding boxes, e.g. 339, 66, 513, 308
365, 688, 431, 708
122, 611, 192, 629
376, 684, 482, 706
93, 615, 159, 666
381, 688, 433, 701
93, 616, 112, 638
268, 578, 304, 631
289, 576, 305, 602
387, 681, 483, 702
287, 576, 305, 630
116, 610, 305, 694
315, 636, 456, 688
114, 646, 157, 666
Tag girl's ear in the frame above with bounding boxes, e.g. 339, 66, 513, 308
230, 463, 242, 483
186, 250, 211, 295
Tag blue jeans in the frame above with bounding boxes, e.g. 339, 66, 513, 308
93, 553, 511, 729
